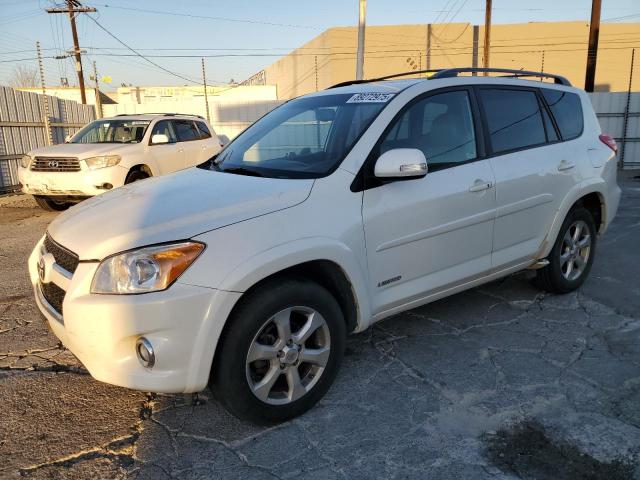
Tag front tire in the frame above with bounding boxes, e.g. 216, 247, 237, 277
536, 206, 597, 293
125, 170, 149, 184
211, 278, 346, 424
33, 195, 71, 211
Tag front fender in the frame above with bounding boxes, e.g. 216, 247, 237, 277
218, 237, 372, 331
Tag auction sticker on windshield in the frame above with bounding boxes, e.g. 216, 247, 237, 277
346, 93, 395, 103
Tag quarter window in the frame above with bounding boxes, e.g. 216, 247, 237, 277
479, 89, 546, 154
379, 90, 477, 170
173, 120, 200, 142
195, 121, 212, 139
541, 89, 583, 140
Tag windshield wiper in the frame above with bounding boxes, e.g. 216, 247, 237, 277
222, 166, 264, 177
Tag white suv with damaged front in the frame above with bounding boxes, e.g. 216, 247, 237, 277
18, 113, 222, 211
29, 68, 621, 423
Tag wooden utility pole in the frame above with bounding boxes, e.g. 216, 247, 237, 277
92, 61, 103, 118
356, 0, 366, 80
201, 58, 210, 122
46, 0, 96, 104
482, 0, 492, 73
36, 41, 53, 146
584, 0, 602, 92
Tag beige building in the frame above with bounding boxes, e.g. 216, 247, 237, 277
256, 21, 640, 99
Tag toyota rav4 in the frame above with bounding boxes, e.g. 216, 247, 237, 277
28, 68, 621, 423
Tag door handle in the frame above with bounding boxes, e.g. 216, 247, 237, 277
469, 179, 494, 192
557, 160, 575, 171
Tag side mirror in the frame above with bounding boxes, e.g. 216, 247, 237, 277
374, 148, 428, 178
64, 134, 72, 143
151, 133, 169, 145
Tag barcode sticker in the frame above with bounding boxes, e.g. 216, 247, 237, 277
346, 93, 395, 103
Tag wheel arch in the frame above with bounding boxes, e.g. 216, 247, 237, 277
127, 163, 153, 178
538, 180, 607, 259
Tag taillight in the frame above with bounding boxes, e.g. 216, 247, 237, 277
599, 134, 617, 153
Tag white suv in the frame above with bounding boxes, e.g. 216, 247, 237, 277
18, 114, 222, 211
28, 68, 621, 423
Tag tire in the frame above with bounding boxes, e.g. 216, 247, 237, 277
125, 170, 149, 184
536, 206, 597, 294
211, 278, 346, 424
33, 195, 71, 212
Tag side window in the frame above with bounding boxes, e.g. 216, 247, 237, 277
173, 120, 200, 142
541, 89, 584, 140
149, 120, 177, 144
379, 90, 477, 170
195, 121, 212, 139
479, 89, 546, 154
541, 104, 559, 142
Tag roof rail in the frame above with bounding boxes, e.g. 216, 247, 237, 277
430, 68, 571, 86
114, 113, 205, 119
328, 69, 443, 89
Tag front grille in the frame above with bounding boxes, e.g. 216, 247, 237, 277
31, 156, 81, 172
41, 282, 65, 316
44, 234, 79, 274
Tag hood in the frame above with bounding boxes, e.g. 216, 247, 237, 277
29, 143, 138, 159
47, 168, 314, 260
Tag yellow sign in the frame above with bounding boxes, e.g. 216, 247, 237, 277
102, 76, 112, 84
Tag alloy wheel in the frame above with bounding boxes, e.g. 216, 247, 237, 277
559, 220, 592, 281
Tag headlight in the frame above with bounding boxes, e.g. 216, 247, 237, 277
84, 155, 121, 170
91, 242, 205, 294
21, 155, 32, 168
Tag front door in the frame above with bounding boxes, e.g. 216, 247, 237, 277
148, 120, 184, 175
362, 89, 496, 315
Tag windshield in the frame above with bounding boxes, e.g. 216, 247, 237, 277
71, 119, 151, 144
205, 93, 390, 179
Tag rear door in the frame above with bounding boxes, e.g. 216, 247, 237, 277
192, 120, 222, 166
148, 120, 184, 175
362, 88, 497, 314
173, 120, 202, 168
477, 86, 577, 268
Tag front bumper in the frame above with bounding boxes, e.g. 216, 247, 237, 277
19, 165, 129, 197
28, 236, 241, 393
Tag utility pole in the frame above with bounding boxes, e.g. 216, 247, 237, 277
482, 0, 492, 73
584, 0, 602, 92
36, 41, 53, 146
92, 61, 103, 118
46, 0, 96, 104
201, 58, 210, 122
356, 0, 366, 80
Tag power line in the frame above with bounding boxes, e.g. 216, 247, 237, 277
83, 13, 201, 84
88, 3, 321, 30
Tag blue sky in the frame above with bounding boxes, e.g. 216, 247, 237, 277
1, 0, 638, 88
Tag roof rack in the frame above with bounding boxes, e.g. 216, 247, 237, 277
114, 113, 205, 119
328, 67, 571, 89
328, 69, 444, 89
430, 67, 571, 85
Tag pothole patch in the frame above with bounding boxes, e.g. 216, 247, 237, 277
484, 421, 635, 480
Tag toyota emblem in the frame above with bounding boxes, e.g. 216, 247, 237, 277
37, 256, 46, 283
48, 160, 59, 168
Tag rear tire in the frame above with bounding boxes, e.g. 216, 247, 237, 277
211, 278, 346, 424
33, 195, 71, 211
536, 206, 597, 294
125, 170, 149, 184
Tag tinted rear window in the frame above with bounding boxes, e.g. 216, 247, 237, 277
541, 89, 583, 140
195, 121, 212, 139
479, 89, 546, 154
173, 120, 200, 142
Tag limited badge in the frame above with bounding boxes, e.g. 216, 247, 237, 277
346, 93, 395, 103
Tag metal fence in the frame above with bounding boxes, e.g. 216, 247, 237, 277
0, 86, 95, 194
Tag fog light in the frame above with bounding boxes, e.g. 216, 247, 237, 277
136, 337, 155, 369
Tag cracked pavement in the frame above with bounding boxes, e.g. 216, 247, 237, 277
1, 174, 639, 479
